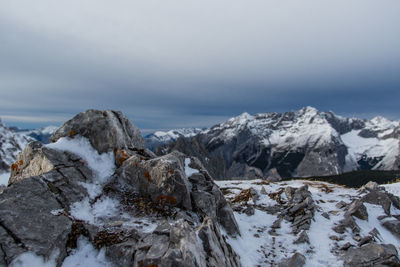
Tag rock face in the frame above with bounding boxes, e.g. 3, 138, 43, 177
50, 109, 144, 153
343, 243, 400, 266
0, 110, 241, 266
144, 128, 204, 151
161, 107, 400, 180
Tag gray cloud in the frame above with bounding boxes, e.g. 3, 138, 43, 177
0, 0, 399, 129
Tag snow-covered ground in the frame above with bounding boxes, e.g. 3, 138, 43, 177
216, 179, 400, 267
0, 172, 10, 186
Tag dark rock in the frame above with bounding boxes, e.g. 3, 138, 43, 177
244, 206, 255, 216
383, 220, 400, 238
343, 243, 400, 266
345, 200, 368, 220
321, 212, 330, 219
0, 177, 72, 266
335, 201, 347, 209
340, 242, 353, 251
294, 230, 310, 244
278, 252, 306, 267
362, 190, 392, 215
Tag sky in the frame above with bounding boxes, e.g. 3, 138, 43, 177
0, 0, 399, 131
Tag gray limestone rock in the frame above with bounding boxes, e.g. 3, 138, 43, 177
345, 200, 368, 220
50, 109, 144, 153
278, 252, 306, 267
383, 220, 400, 238
343, 243, 400, 267
362, 190, 392, 215
0, 177, 72, 266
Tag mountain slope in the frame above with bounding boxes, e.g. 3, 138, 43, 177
0, 119, 32, 176
164, 107, 400, 180
144, 127, 204, 151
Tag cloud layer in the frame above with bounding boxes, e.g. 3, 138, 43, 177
1, 0, 399, 129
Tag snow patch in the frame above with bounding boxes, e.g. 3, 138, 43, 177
0, 172, 10, 186
184, 158, 199, 177
62, 237, 113, 267
10, 250, 58, 267
46, 136, 115, 184
70, 197, 120, 225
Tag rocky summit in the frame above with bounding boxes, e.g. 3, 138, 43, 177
162, 106, 400, 180
0, 110, 240, 267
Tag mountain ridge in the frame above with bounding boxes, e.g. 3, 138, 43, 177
162, 106, 400, 180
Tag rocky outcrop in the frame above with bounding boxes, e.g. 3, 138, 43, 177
343, 243, 400, 266
161, 107, 400, 180
51, 109, 144, 153
0, 110, 241, 266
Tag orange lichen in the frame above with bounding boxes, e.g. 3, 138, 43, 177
120, 150, 128, 157
68, 130, 75, 136
118, 157, 127, 165
144, 171, 152, 182
11, 163, 19, 172
18, 160, 23, 165
156, 195, 177, 205
168, 170, 174, 175
113, 147, 118, 154
139, 262, 158, 267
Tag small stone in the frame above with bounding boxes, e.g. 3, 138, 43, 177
244, 206, 255, 216
321, 212, 330, 219
335, 201, 347, 209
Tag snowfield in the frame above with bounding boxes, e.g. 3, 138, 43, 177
216, 179, 400, 267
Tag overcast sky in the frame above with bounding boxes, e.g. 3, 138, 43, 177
1, 0, 399, 131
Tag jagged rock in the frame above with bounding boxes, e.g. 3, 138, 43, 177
0, 177, 73, 266
0, 110, 242, 266
278, 252, 306, 267
362, 190, 392, 215
244, 206, 255, 216
383, 220, 400, 238
335, 201, 347, 209
280, 185, 315, 234
266, 168, 282, 182
343, 243, 400, 266
294, 230, 310, 244
363, 181, 379, 191
321, 212, 330, 219
333, 216, 360, 234
8, 141, 92, 185
345, 200, 368, 220
50, 109, 144, 154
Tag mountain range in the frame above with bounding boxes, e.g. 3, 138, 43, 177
162, 107, 400, 180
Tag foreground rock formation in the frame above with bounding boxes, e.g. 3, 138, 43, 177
0, 110, 240, 266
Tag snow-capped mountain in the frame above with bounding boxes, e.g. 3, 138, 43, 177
13, 125, 58, 144
144, 127, 204, 151
165, 107, 400, 179
0, 119, 33, 176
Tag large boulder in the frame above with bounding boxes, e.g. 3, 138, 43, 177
343, 243, 400, 266
50, 109, 144, 153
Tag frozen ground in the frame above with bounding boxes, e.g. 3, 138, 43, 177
216, 179, 400, 267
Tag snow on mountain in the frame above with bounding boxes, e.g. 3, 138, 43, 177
216, 179, 400, 266
144, 127, 204, 150
166, 107, 400, 179
0, 119, 33, 178
17, 125, 58, 144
